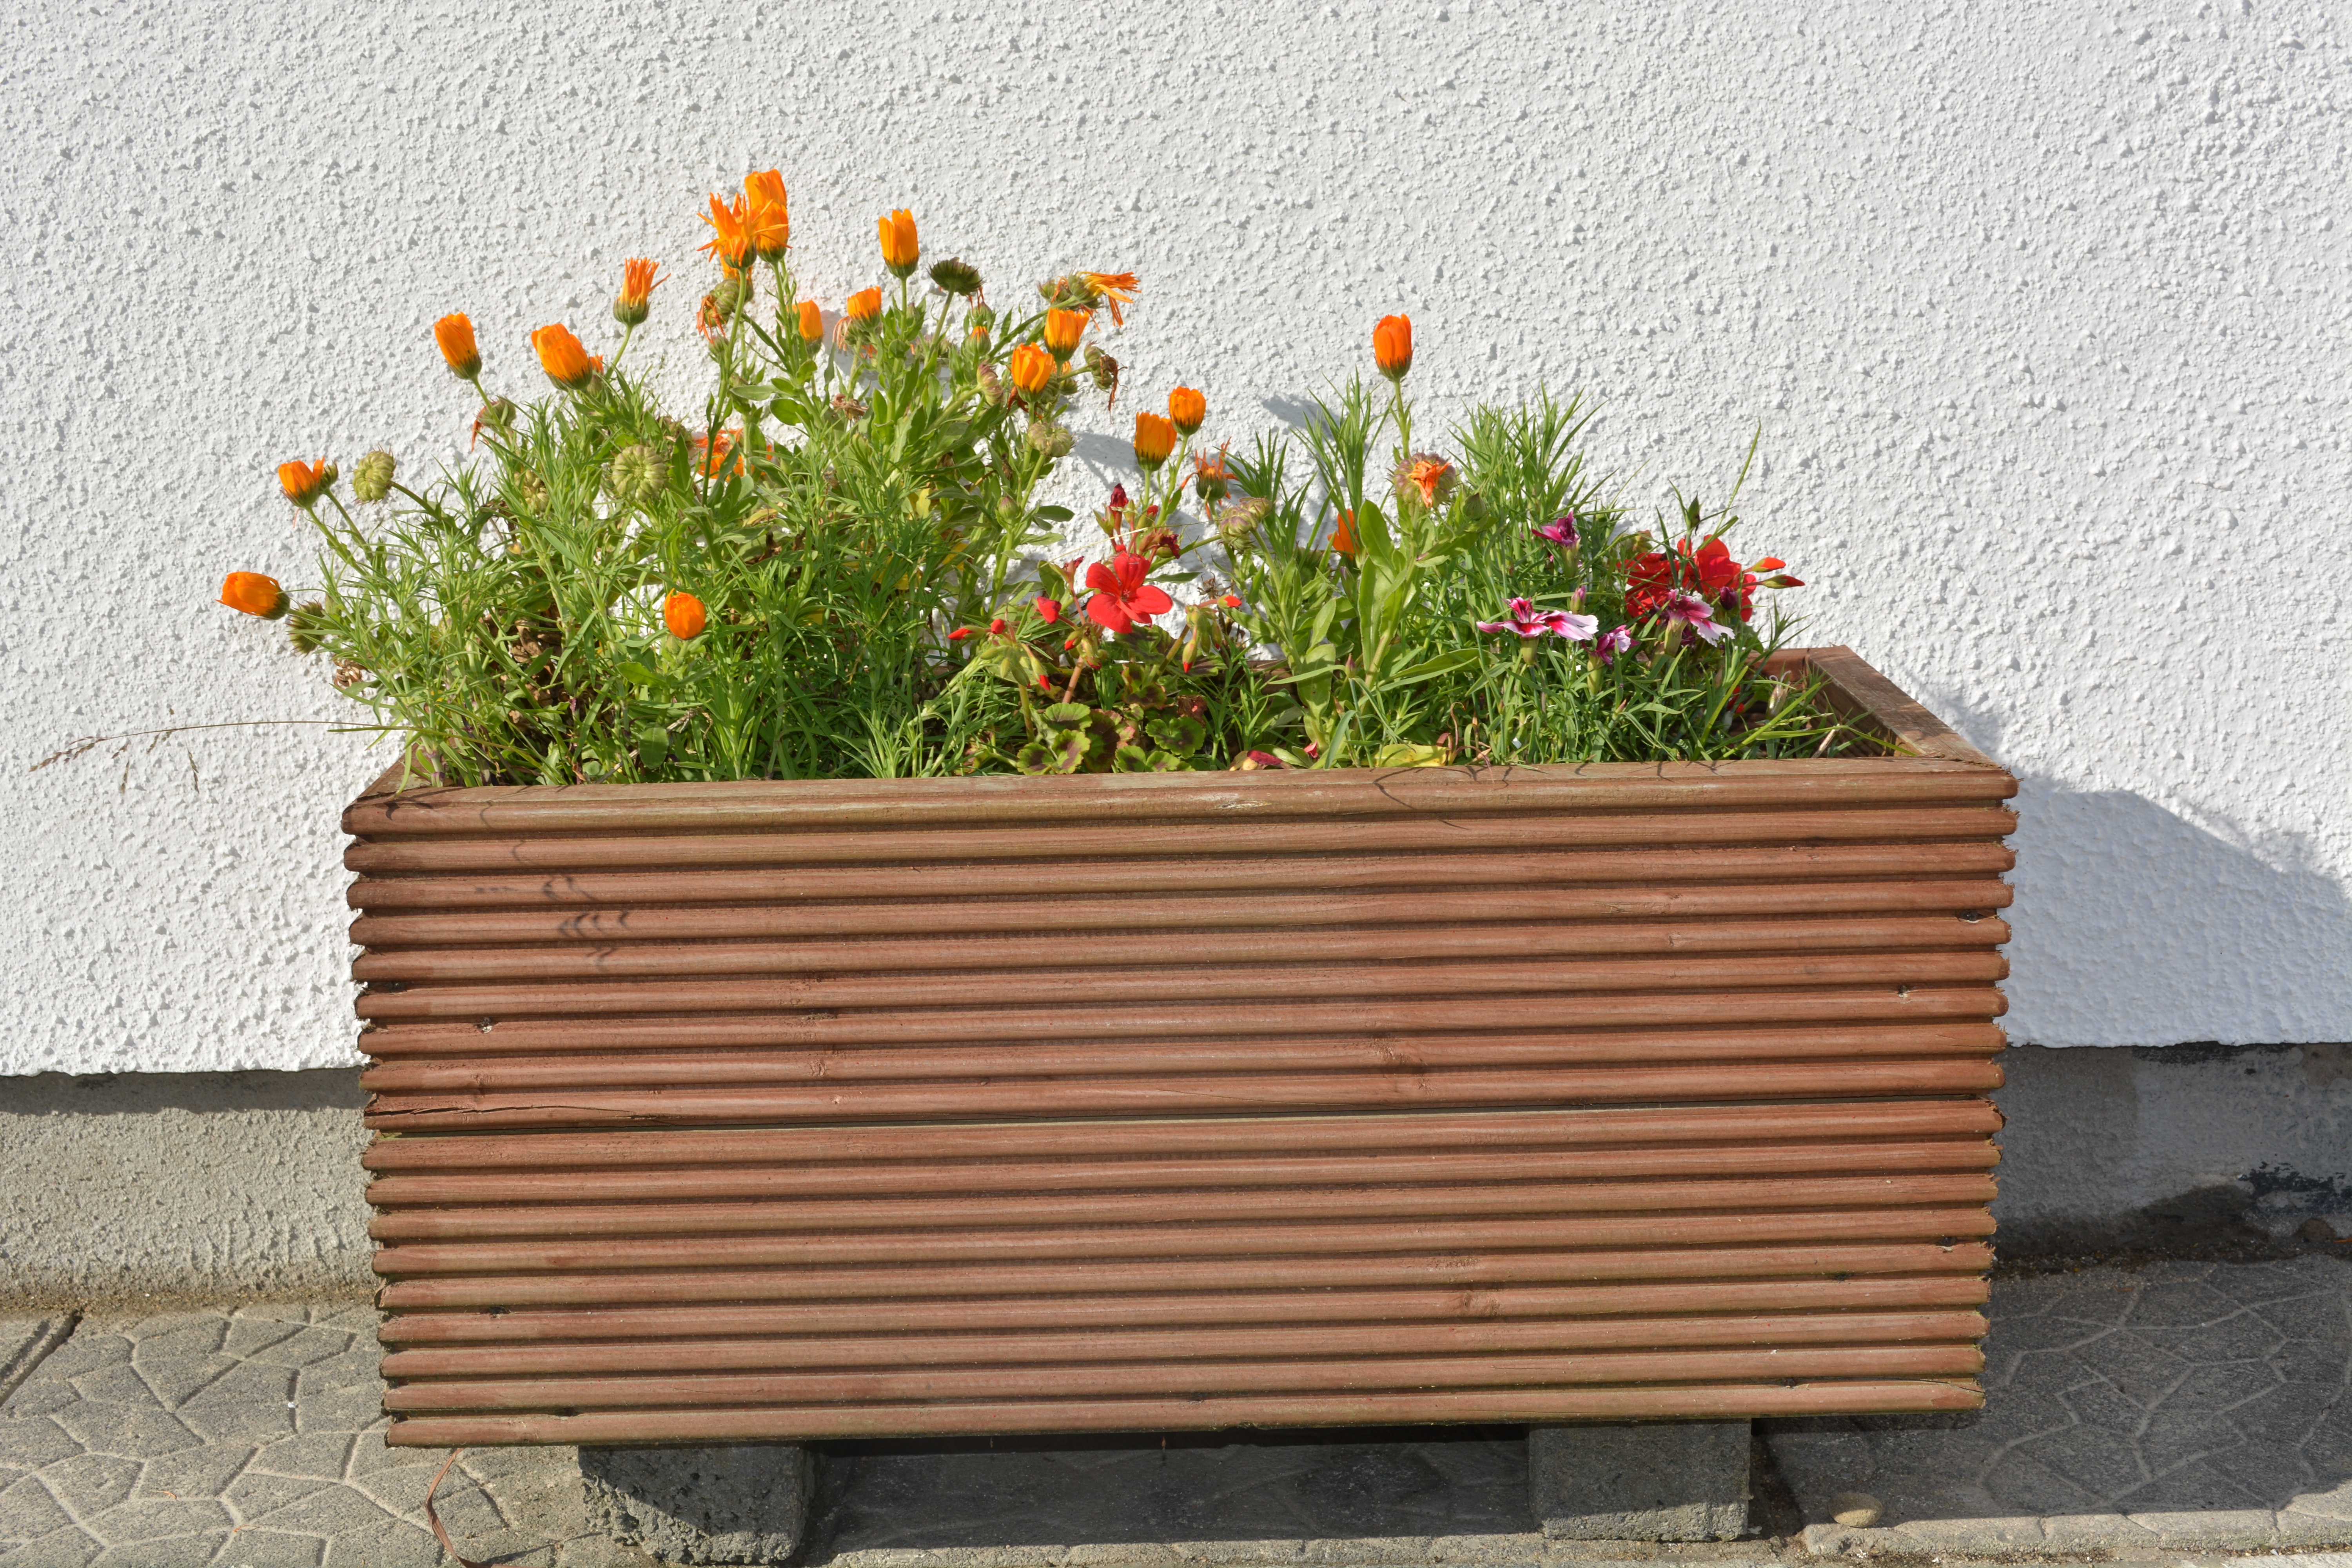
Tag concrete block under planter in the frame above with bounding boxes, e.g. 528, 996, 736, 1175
578, 1444, 815, 1565
347, 646, 2014, 1448
1530, 1421, 1751, 1540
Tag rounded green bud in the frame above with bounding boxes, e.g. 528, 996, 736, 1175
929, 257, 983, 297
711, 274, 747, 318
607, 443, 666, 508
351, 450, 396, 504
1027, 421, 1074, 460
287, 600, 329, 656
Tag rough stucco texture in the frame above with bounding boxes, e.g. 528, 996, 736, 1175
2, 2, 2347, 1072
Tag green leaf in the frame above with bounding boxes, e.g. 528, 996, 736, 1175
1386, 649, 1480, 688
1033, 505, 1074, 522
1043, 702, 1091, 724
634, 726, 669, 766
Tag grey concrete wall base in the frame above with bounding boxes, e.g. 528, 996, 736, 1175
1527, 1420, 1749, 1540
579, 1444, 816, 1564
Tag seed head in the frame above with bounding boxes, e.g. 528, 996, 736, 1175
351, 450, 396, 504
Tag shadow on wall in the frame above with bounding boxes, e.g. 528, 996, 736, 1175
2000, 779, 2352, 1046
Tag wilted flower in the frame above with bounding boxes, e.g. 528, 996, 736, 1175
879, 209, 920, 277
531, 324, 595, 389
744, 171, 790, 261
1535, 515, 1579, 551
278, 459, 334, 508
351, 450, 396, 503
613, 258, 662, 326
1083, 344, 1120, 405
219, 571, 289, 619
699, 191, 751, 272
287, 599, 328, 654
470, 398, 515, 447
929, 256, 982, 296
1373, 313, 1413, 379
1083, 551, 1175, 633
1006, 343, 1055, 396
433, 314, 480, 380
1167, 385, 1206, 435
664, 591, 707, 640
1392, 452, 1455, 508
1131, 412, 1176, 469
1192, 444, 1230, 506
1081, 270, 1140, 325
1043, 307, 1090, 361
1475, 596, 1597, 641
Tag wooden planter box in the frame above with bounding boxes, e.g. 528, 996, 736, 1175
349, 646, 2015, 1448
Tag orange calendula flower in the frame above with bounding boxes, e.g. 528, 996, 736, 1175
1374, 313, 1414, 379
1081, 271, 1140, 327
531, 324, 595, 389
1043, 307, 1090, 361
664, 591, 707, 640
692, 428, 746, 479
613, 258, 661, 327
844, 287, 883, 324
744, 170, 790, 261
219, 572, 289, 619
278, 459, 334, 507
1006, 343, 1056, 396
878, 209, 919, 277
699, 191, 751, 273
797, 300, 823, 342
433, 314, 480, 380
1132, 412, 1177, 470
1330, 509, 1359, 557
1167, 385, 1206, 435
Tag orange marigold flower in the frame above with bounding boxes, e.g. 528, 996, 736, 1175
1330, 509, 1359, 557
699, 191, 751, 272
1132, 412, 1177, 470
692, 428, 745, 479
744, 170, 789, 261
878, 209, 919, 277
664, 591, 707, 641
278, 459, 333, 507
797, 300, 823, 342
1081, 271, 1140, 327
531, 324, 595, 389
1006, 343, 1056, 396
219, 571, 289, 619
1043, 307, 1090, 361
613, 258, 661, 327
1167, 385, 1206, 435
844, 287, 883, 324
1373, 313, 1413, 379
433, 314, 480, 380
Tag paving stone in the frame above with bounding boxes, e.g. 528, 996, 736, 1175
319, 1516, 455, 1566
0, 1422, 78, 1472
0, 1523, 103, 1565
135, 1440, 257, 1500
213, 1527, 329, 1566
250, 1430, 356, 1482
224, 1468, 340, 1523
48, 1402, 203, 1459
0, 1474, 75, 1541
82, 1494, 237, 1542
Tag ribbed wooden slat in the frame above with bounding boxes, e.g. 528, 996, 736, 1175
376, 1276, 1994, 1345
354, 648, 2015, 1446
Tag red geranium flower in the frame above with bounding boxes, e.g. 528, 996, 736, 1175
1626, 537, 1790, 623
1083, 551, 1173, 632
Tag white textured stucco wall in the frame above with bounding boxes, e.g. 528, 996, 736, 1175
2, 1, 2347, 1073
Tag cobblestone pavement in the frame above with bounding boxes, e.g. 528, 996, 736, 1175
1767, 1255, 2352, 1555
0, 1258, 2345, 1566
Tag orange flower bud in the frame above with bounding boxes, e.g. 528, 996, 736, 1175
1006, 343, 1055, 396
531, 324, 595, 389
664, 591, 707, 641
278, 459, 333, 508
613, 258, 661, 327
1167, 385, 1206, 435
1132, 412, 1177, 470
433, 314, 480, 380
878, 208, 920, 277
844, 287, 882, 324
796, 300, 823, 342
1330, 509, 1359, 557
1374, 314, 1413, 379
744, 170, 790, 262
1043, 308, 1090, 362
219, 571, 289, 619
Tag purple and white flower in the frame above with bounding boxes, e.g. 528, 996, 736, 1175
1594, 624, 1635, 665
1663, 591, 1733, 645
1533, 515, 1580, 551
1475, 597, 1598, 641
